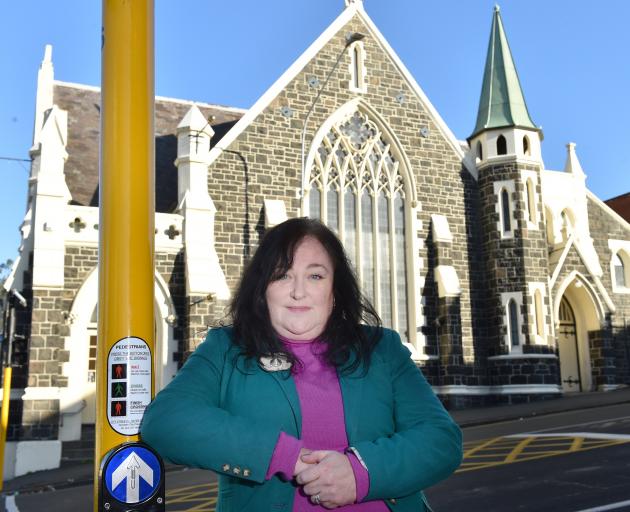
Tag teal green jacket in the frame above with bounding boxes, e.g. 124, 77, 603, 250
141, 327, 462, 511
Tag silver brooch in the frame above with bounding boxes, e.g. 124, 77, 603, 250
259, 354, 292, 372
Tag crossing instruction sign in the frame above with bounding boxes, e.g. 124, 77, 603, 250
107, 337, 152, 435
102, 443, 163, 506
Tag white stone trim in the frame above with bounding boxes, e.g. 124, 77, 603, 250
20, 387, 63, 400
550, 233, 575, 288
432, 384, 562, 395
493, 180, 516, 239
570, 241, 615, 313
521, 170, 540, 230
598, 384, 623, 392
553, 270, 607, 327
488, 354, 558, 360
549, 233, 613, 314
2, 440, 61, 480
608, 239, 630, 294
435, 265, 461, 298
264, 199, 288, 227
527, 282, 549, 345
501, 291, 524, 353
412, 204, 426, 351
431, 214, 452, 243
63, 205, 184, 252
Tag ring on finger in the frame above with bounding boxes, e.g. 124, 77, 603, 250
312, 493, 321, 505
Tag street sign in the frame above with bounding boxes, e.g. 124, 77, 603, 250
100, 443, 164, 511
107, 337, 152, 435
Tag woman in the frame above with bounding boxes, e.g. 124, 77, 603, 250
141, 217, 462, 511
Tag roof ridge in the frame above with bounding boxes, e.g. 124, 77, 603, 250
53, 80, 246, 113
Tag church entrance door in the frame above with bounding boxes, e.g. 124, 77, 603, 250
558, 297, 581, 392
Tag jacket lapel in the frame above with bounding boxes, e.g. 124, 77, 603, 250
268, 370, 302, 437
338, 361, 364, 443
234, 349, 302, 436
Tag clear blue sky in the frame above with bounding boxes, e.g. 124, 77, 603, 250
1, 1, 629, 268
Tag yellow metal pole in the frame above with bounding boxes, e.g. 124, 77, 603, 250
95, 0, 154, 509
0, 366, 12, 490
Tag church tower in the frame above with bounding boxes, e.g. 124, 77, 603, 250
471, 7, 558, 401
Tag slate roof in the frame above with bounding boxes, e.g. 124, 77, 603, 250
53, 82, 243, 212
605, 192, 630, 223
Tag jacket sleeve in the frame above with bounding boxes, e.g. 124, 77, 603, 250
140, 328, 281, 484
353, 329, 463, 500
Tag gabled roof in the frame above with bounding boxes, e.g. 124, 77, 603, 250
469, 6, 539, 140
53, 81, 244, 212
207, 2, 475, 177
605, 192, 630, 223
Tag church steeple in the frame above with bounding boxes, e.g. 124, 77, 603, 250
470, 6, 539, 141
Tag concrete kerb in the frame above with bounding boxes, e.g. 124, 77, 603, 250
2, 387, 629, 496
451, 387, 630, 428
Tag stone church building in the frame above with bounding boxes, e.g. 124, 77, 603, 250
3, 1, 630, 476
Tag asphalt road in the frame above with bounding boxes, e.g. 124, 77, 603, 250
426, 403, 630, 512
4, 403, 630, 511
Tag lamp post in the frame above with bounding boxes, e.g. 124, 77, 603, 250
300, 32, 365, 198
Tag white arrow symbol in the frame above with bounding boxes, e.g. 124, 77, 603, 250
111, 451, 154, 503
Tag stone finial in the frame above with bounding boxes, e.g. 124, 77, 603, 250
563, 142, 586, 179
177, 104, 214, 136
344, 0, 363, 6
176, 105, 214, 164
33, 44, 55, 148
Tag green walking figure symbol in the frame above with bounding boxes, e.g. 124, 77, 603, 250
114, 383, 125, 397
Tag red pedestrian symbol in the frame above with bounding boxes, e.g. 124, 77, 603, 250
115, 365, 123, 378
111, 400, 126, 417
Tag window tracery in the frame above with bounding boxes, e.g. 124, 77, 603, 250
306, 110, 408, 338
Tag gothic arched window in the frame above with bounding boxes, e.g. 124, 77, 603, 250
526, 179, 536, 224
534, 289, 544, 337
306, 110, 409, 338
500, 188, 511, 233
613, 252, 626, 288
497, 134, 507, 155
508, 299, 520, 347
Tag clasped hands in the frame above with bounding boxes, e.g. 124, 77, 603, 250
293, 448, 357, 509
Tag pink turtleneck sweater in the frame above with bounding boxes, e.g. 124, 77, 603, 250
265, 337, 388, 511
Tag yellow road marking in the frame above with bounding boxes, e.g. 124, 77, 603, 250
505, 436, 534, 462
457, 435, 630, 474
463, 436, 503, 458
164, 436, 630, 509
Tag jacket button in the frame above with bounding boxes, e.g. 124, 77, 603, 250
222, 464, 230, 472
243, 469, 251, 477
233, 466, 241, 475
389, 498, 397, 504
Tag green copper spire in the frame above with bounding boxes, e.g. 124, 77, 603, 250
470, 5, 540, 140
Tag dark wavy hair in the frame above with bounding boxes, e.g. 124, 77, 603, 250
229, 217, 382, 374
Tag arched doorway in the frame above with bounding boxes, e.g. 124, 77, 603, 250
555, 272, 605, 393
65, 268, 178, 429
558, 298, 580, 392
